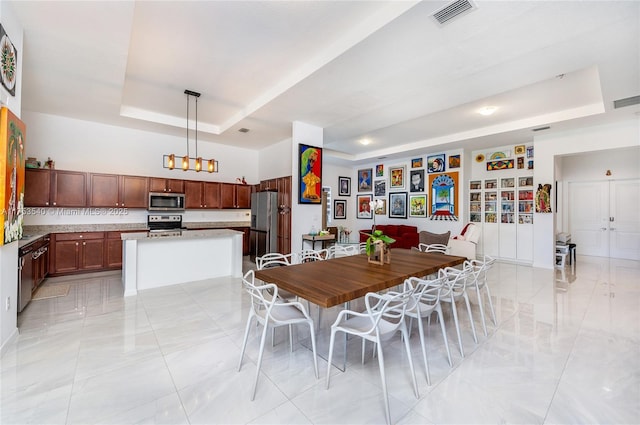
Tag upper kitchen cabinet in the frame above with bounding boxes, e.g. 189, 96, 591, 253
221, 183, 251, 209
184, 180, 221, 209
149, 178, 185, 193
88, 173, 149, 208
24, 169, 87, 207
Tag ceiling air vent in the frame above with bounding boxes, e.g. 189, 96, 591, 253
613, 95, 640, 109
432, 0, 476, 25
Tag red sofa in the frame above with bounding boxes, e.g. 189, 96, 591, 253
359, 224, 419, 250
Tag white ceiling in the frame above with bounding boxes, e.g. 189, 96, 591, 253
9, 1, 640, 165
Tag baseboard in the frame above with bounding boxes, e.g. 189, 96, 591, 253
0, 327, 19, 358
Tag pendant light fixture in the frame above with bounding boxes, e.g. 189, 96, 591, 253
163, 89, 218, 173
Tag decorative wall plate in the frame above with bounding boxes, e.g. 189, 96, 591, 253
475, 154, 485, 162
0, 24, 17, 96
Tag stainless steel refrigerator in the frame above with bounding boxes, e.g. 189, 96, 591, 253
250, 191, 279, 258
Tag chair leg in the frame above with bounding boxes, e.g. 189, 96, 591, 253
375, 339, 391, 425
326, 328, 337, 389
436, 305, 453, 367
289, 324, 294, 352
463, 292, 478, 344
475, 284, 488, 337
361, 339, 366, 364
449, 295, 465, 357
401, 323, 419, 399
238, 313, 253, 371
484, 284, 498, 326
308, 320, 319, 378
251, 321, 270, 401
416, 313, 431, 385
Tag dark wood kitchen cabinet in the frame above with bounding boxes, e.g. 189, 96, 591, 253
221, 183, 252, 209
24, 169, 87, 207
50, 232, 105, 275
277, 176, 292, 254
149, 178, 185, 193
89, 173, 149, 208
105, 231, 124, 268
184, 181, 220, 209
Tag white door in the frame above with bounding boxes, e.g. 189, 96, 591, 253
609, 180, 640, 260
569, 179, 640, 260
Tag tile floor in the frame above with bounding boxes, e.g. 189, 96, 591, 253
1, 255, 638, 424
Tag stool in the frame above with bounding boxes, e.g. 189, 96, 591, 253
555, 245, 569, 268
567, 243, 576, 264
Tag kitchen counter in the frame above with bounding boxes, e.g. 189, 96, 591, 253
18, 234, 47, 248
121, 228, 243, 296
22, 221, 250, 235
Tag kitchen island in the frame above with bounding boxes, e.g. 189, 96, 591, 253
121, 229, 243, 296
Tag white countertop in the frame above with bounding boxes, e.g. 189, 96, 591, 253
121, 228, 242, 241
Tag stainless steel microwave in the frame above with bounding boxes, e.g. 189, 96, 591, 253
148, 192, 185, 211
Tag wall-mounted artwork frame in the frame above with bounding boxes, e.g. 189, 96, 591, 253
358, 168, 372, 192
0, 24, 17, 97
374, 179, 386, 196
338, 176, 351, 196
514, 145, 526, 155
357, 194, 373, 219
389, 192, 407, 219
448, 154, 461, 169
427, 154, 445, 173
374, 198, 387, 215
486, 159, 514, 171
409, 194, 427, 218
428, 171, 459, 221
375, 164, 384, 177
409, 169, 425, 192
389, 165, 405, 189
298, 143, 322, 204
1, 107, 25, 245
334, 199, 346, 219
411, 157, 423, 168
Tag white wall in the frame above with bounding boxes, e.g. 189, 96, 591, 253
323, 162, 356, 232
258, 137, 292, 181
0, 0, 23, 354
533, 118, 640, 268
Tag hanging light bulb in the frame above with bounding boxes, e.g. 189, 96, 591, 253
207, 159, 215, 173
195, 157, 202, 172
182, 155, 189, 171
168, 154, 175, 170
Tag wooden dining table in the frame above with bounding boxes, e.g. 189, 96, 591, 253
254, 248, 466, 308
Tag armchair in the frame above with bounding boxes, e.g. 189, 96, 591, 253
448, 223, 480, 260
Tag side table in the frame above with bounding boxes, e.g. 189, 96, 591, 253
302, 234, 336, 250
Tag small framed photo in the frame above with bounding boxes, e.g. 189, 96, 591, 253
358, 168, 373, 192
338, 176, 351, 196
375, 164, 384, 177
357, 194, 373, 219
389, 192, 407, 219
514, 145, 526, 155
374, 198, 387, 215
334, 199, 346, 219
448, 154, 461, 169
427, 154, 445, 173
409, 169, 425, 192
411, 157, 423, 168
389, 165, 406, 189
374, 179, 386, 196
409, 194, 427, 218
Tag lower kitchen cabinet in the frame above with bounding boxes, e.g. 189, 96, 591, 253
106, 231, 124, 268
50, 232, 105, 275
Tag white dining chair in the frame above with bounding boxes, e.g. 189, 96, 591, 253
297, 248, 327, 263
438, 264, 478, 358
403, 275, 452, 385
326, 288, 419, 425
466, 255, 498, 336
415, 243, 449, 254
238, 270, 318, 401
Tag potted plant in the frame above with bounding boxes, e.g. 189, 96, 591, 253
361, 199, 395, 264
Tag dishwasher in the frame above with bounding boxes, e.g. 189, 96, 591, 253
18, 243, 35, 313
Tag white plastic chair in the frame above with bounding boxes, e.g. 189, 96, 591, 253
297, 249, 327, 263
255, 252, 297, 270
415, 243, 449, 254
326, 288, 419, 425
238, 270, 318, 401
466, 255, 498, 336
326, 244, 359, 258
403, 275, 452, 385
438, 265, 478, 358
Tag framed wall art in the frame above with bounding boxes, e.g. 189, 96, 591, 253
411, 157, 423, 168
428, 171, 459, 221
375, 164, 384, 177
389, 192, 407, 219
357, 168, 372, 192
427, 154, 445, 173
374, 179, 386, 196
374, 198, 387, 215
409, 194, 427, 218
448, 154, 461, 169
298, 143, 322, 204
514, 145, 526, 155
389, 165, 405, 189
357, 194, 373, 219
486, 159, 514, 171
409, 169, 424, 192
0, 24, 17, 97
338, 176, 351, 196
334, 199, 346, 219
1, 107, 25, 245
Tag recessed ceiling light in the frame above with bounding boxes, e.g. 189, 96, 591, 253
238, 128, 250, 133
477, 106, 498, 116
359, 138, 371, 145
